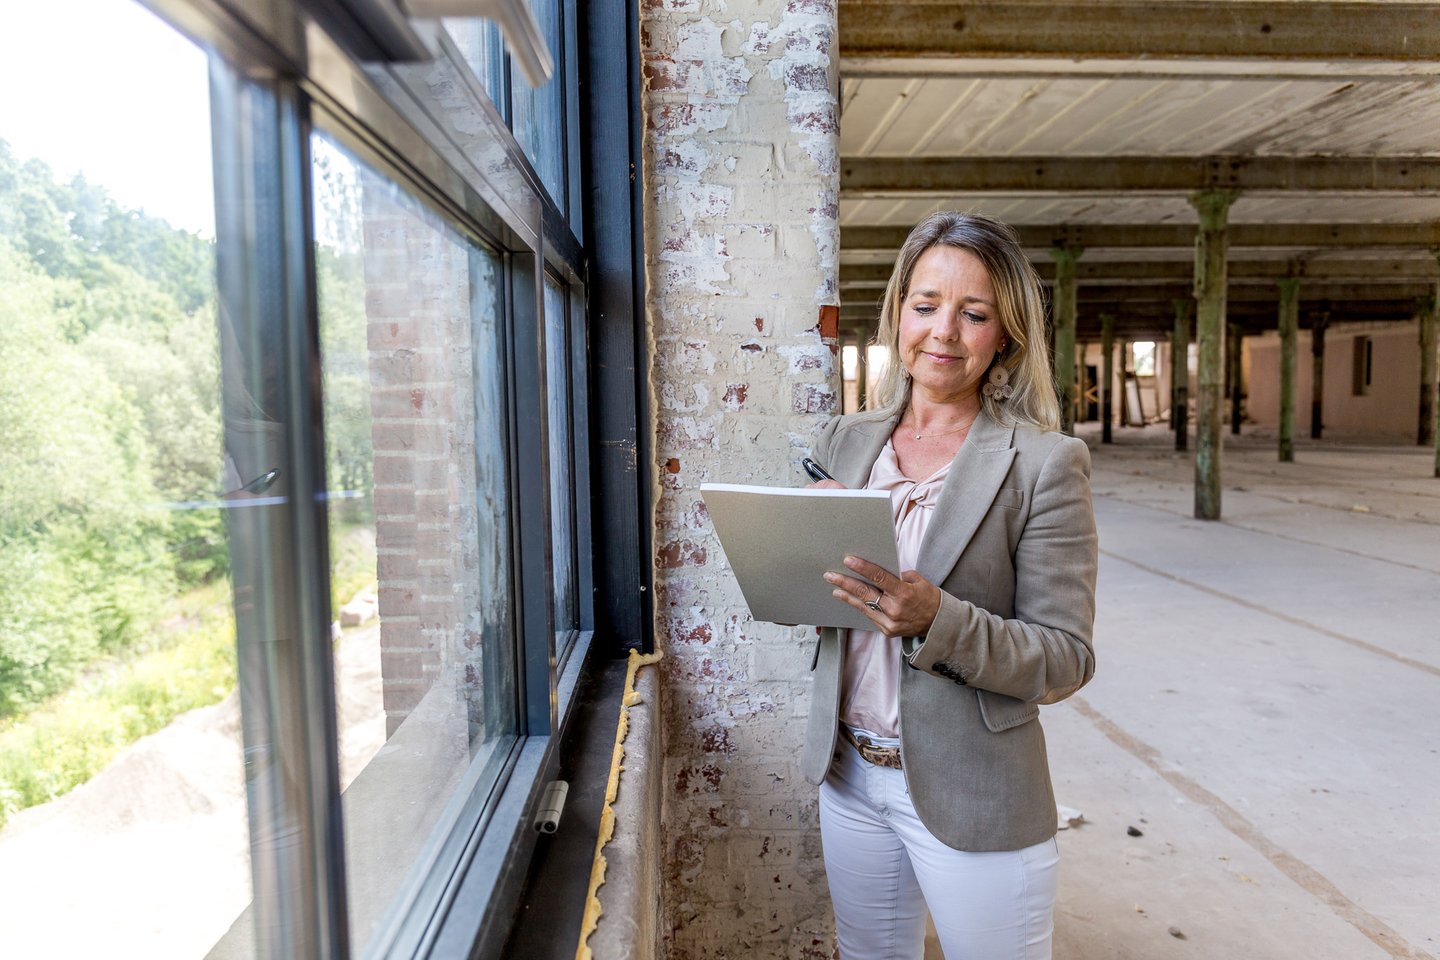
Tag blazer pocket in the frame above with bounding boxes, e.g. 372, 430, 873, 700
976, 689, 1039, 732
993, 487, 1025, 511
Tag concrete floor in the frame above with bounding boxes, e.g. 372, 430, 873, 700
1033, 424, 1440, 960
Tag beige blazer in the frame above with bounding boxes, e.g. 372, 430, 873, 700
801, 407, 1098, 852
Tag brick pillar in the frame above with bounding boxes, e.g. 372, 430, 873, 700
642, 0, 839, 955
361, 193, 483, 739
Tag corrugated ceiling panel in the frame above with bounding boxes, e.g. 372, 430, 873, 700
1163, 80, 1342, 154
839, 78, 913, 155
1008, 78, 1168, 155
845, 77, 1440, 160
865, 78, 1005, 154
1239, 82, 1440, 156
842, 194, 1440, 228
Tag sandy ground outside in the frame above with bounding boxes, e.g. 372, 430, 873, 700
0, 620, 384, 959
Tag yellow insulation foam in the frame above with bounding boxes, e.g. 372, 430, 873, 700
575, 647, 664, 960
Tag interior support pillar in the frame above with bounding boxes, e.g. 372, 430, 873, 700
1229, 322, 1243, 435
1101, 314, 1115, 443
1190, 189, 1238, 520
1311, 310, 1329, 439
1050, 246, 1083, 434
1173, 299, 1191, 451
1419, 289, 1436, 446
1276, 278, 1301, 463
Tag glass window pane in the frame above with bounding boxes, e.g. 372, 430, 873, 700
510, 0, 566, 206
443, 18, 506, 112
311, 133, 518, 951
0, 3, 246, 956
544, 276, 577, 648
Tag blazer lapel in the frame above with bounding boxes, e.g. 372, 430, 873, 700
915, 412, 1017, 584
832, 412, 898, 489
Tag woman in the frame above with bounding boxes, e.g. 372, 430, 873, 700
804, 212, 1097, 959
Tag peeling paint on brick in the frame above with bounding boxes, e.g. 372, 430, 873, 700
657, 539, 708, 569
643, 0, 839, 952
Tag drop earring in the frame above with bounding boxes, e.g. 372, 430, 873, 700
983, 363, 1013, 401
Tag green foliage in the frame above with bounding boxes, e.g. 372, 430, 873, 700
0, 142, 215, 319
329, 522, 378, 614
0, 584, 237, 828
82, 308, 227, 584
0, 243, 175, 715
0, 140, 226, 715
318, 244, 374, 526
0, 532, 376, 828
0, 137, 380, 807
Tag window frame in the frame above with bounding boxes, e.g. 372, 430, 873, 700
136, 0, 616, 955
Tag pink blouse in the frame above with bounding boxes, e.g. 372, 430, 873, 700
839, 439, 952, 737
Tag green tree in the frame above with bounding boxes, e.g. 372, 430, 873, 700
0, 242, 173, 716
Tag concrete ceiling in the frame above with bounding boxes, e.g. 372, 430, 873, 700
836, 1, 1440, 339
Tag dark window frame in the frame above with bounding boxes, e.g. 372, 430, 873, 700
135, 0, 648, 954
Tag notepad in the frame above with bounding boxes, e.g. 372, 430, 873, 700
700, 482, 900, 631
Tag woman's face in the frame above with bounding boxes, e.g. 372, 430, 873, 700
897, 245, 1006, 405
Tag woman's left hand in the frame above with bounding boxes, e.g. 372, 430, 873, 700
825, 556, 942, 638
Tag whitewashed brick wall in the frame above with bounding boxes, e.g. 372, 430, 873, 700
640, 1, 841, 956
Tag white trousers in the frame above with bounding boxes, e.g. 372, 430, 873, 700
818, 737, 1059, 960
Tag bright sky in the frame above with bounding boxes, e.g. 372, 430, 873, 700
0, 0, 215, 236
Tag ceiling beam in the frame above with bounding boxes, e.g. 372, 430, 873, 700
839, 259, 1440, 287
841, 157, 1440, 197
839, 305, 1422, 339
839, 2, 1440, 70
840, 282, 1436, 309
841, 223, 1440, 253
1080, 282, 1435, 303
839, 299, 1424, 319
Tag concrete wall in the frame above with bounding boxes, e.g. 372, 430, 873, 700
641, 0, 840, 956
1247, 320, 1423, 440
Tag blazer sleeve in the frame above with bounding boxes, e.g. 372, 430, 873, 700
906, 435, 1098, 704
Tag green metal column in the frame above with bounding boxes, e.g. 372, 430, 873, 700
1173, 299, 1191, 451
1276, 278, 1301, 463
1190, 190, 1237, 520
1051, 246, 1082, 434
1419, 291, 1436, 446
1229, 322, 1243, 435
1311, 310, 1329, 439
1101, 314, 1115, 444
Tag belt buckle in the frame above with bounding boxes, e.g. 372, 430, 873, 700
852, 731, 901, 769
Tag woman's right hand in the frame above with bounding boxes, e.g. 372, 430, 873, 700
807, 479, 845, 490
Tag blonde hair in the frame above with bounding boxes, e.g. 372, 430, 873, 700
866, 212, 1060, 432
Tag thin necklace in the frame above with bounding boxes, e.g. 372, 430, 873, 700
904, 410, 978, 441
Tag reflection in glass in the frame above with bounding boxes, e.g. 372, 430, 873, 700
311, 133, 518, 952
444, 18, 507, 115
509, 0, 566, 206
0, 4, 247, 958
544, 276, 578, 653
